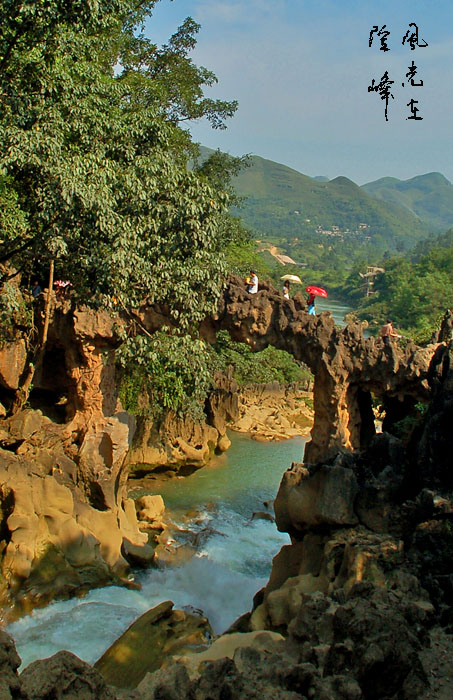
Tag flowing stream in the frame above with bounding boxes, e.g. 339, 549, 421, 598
316, 296, 352, 324
8, 434, 306, 669
7, 299, 354, 670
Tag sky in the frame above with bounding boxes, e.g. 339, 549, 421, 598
145, 0, 453, 185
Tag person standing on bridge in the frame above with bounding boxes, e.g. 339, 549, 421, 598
282, 280, 290, 299
247, 270, 258, 294
380, 319, 400, 346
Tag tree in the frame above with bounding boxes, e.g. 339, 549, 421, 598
0, 0, 241, 410
0, 1, 237, 318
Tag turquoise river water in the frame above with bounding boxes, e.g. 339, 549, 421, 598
8, 434, 306, 669
7, 298, 351, 669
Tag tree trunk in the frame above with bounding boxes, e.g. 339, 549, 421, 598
11, 259, 54, 414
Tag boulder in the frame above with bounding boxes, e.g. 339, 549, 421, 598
20, 650, 116, 699
121, 539, 155, 568
135, 494, 165, 523
217, 433, 231, 452
172, 630, 284, 679
0, 630, 24, 700
94, 601, 213, 689
275, 462, 359, 535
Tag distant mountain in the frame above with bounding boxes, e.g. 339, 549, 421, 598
313, 175, 330, 182
228, 154, 429, 250
361, 172, 453, 232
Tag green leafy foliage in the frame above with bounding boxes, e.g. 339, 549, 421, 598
0, 0, 238, 331
0, 280, 32, 344
117, 332, 213, 420
0, 0, 256, 416
118, 328, 313, 421
343, 242, 453, 342
212, 330, 312, 386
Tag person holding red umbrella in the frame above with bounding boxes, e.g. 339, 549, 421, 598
307, 292, 316, 315
305, 285, 328, 315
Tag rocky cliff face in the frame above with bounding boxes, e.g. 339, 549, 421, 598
0, 298, 150, 612
0, 407, 149, 614
125, 369, 239, 475
0, 287, 452, 697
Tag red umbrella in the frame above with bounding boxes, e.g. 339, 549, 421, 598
305, 285, 328, 298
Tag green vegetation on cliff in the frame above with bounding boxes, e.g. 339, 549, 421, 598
212, 331, 312, 387
342, 230, 453, 342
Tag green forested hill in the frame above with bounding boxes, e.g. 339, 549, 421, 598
361, 172, 453, 232
223, 152, 430, 252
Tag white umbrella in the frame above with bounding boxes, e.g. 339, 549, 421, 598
280, 274, 303, 284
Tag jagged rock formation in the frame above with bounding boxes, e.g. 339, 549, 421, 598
0, 290, 452, 698
126, 370, 239, 474
96, 340, 452, 699
2, 277, 436, 465
0, 282, 446, 617
201, 277, 434, 462
0, 300, 148, 611
248, 343, 453, 642
0, 408, 148, 613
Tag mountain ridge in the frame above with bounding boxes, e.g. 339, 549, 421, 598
198, 146, 453, 251
361, 172, 453, 231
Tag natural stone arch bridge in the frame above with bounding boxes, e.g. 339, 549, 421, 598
199, 277, 434, 463
0, 274, 445, 608
19, 274, 437, 469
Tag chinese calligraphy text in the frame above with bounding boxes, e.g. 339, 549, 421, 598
368, 23, 428, 122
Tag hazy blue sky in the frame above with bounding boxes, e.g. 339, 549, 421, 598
146, 0, 453, 184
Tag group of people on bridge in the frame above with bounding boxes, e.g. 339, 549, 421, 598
245, 270, 403, 346
245, 270, 318, 316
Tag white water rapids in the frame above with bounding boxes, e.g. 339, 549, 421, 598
8, 297, 353, 670
8, 434, 306, 669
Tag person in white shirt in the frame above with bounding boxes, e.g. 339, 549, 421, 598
282, 280, 290, 299
247, 270, 258, 294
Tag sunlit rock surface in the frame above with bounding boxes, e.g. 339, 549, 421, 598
0, 285, 451, 699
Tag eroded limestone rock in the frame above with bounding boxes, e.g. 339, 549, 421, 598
126, 369, 239, 474
231, 381, 314, 441
0, 412, 147, 611
94, 600, 213, 689
20, 650, 117, 699
200, 277, 434, 462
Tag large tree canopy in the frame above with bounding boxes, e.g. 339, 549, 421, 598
0, 0, 239, 328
